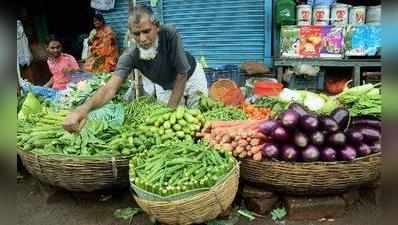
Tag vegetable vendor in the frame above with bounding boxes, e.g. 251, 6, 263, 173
44, 35, 81, 90
64, 5, 208, 132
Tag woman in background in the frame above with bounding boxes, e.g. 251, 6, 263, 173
83, 14, 119, 73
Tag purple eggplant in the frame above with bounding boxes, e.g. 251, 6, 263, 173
357, 143, 372, 157
331, 108, 350, 130
300, 115, 319, 132
288, 103, 309, 117
279, 110, 300, 129
346, 129, 364, 146
369, 142, 381, 153
271, 126, 289, 142
259, 120, 280, 136
302, 145, 320, 162
281, 144, 299, 162
360, 128, 381, 143
294, 132, 309, 148
321, 147, 337, 162
340, 146, 357, 161
320, 117, 339, 133
327, 132, 346, 147
262, 143, 280, 159
351, 119, 381, 131
310, 131, 325, 146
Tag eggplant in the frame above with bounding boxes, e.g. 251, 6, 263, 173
271, 126, 290, 142
310, 131, 325, 146
261, 143, 279, 159
320, 117, 339, 133
346, 129, 364, 146
331, 107, 350, 130
351, 119, 381, 131
321, 147, 337, 162
300, 115, 319, 132
369, 142, 381, 153
259, 120, 280, 136
340, 146, 357, 161
288, 103, 309, 117
294, 132, 309, 148
327, 132, 346, 147
302, 145, 320, 162
357, 143, 372, 157
279, 110, 300, 129
281, 144, 299, 162
360, 128, 381, 143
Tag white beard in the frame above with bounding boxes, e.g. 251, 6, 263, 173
138, 38, 159, 60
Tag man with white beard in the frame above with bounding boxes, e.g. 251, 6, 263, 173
63, 5, 208, 133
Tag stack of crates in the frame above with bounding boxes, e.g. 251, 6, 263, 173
287, 71, 325, 91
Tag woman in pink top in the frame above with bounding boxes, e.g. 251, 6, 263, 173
44, 35, 80, 90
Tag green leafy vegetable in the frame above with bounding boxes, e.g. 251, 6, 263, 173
113, 207, 142, 220
271, 208, 287, 221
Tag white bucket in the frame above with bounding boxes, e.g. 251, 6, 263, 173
349, 6, 366, 25
313, 5, 330, 26
297, 5, 312, 26
367, 5, 381, 25
331, 3, 349, 26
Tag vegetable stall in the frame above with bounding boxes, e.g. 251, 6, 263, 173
17, 72, 381, 223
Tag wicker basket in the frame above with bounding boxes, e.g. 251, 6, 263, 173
134, 164, 240, 225
241, 153, 382, 195
17, 148, 129, 192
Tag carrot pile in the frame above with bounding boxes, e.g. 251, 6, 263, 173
242, 103, 272, 120
197, 120, 268, 161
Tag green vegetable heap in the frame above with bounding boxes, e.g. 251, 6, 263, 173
136, 106, 205, 144
337, 83, 381, 118
199, 95, 247, 121
130, 141, 236, 196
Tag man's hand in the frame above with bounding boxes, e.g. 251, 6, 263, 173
62, 67, 77, 73
168, 73, 187, 108
63, 108, 88, 133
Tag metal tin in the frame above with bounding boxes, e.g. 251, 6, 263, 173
297, 4, 312, 26
366, 5, 381, 25
349, 6, 366, 25
313, 5, 330, 26
331, 3, 349, 26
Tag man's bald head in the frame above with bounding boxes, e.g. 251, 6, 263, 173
128, 5, 158, 26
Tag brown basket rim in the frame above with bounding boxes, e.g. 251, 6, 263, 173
17, 147, 130, 162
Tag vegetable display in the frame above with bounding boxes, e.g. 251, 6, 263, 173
129, 141, 236, 196
123, 96, 167, 126
198, 120, 268, 161
337, 83, 381, 118
259, 103, 381, 162
17, 109, 129, 157
242, 103, 272, 120
198, 95, 247, 121
136, 106, 205, 144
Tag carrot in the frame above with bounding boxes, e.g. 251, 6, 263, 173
231, 141, 238, 148
245, 144, 252, 151
239, 151, 248, 159
253, 152, 262, 161
238, 139, 248, 147
235, 146, 244, 154
250, 145, 262, 154
247, 151, 253, 157
222, 143, 233, 152
221, 134, 232, 144
250, 138, 261, 146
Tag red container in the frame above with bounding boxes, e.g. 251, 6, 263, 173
253, 80, 283, 96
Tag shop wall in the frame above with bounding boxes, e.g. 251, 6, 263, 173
102, 0, 273, 68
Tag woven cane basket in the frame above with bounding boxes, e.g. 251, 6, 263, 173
134, 164, 240, 225
17, 148, 129, 192
241, 152, 382, 195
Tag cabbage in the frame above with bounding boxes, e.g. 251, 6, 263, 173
278, 88, 302, 102
18, 92, 42, 119
303, 92, 325, 111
